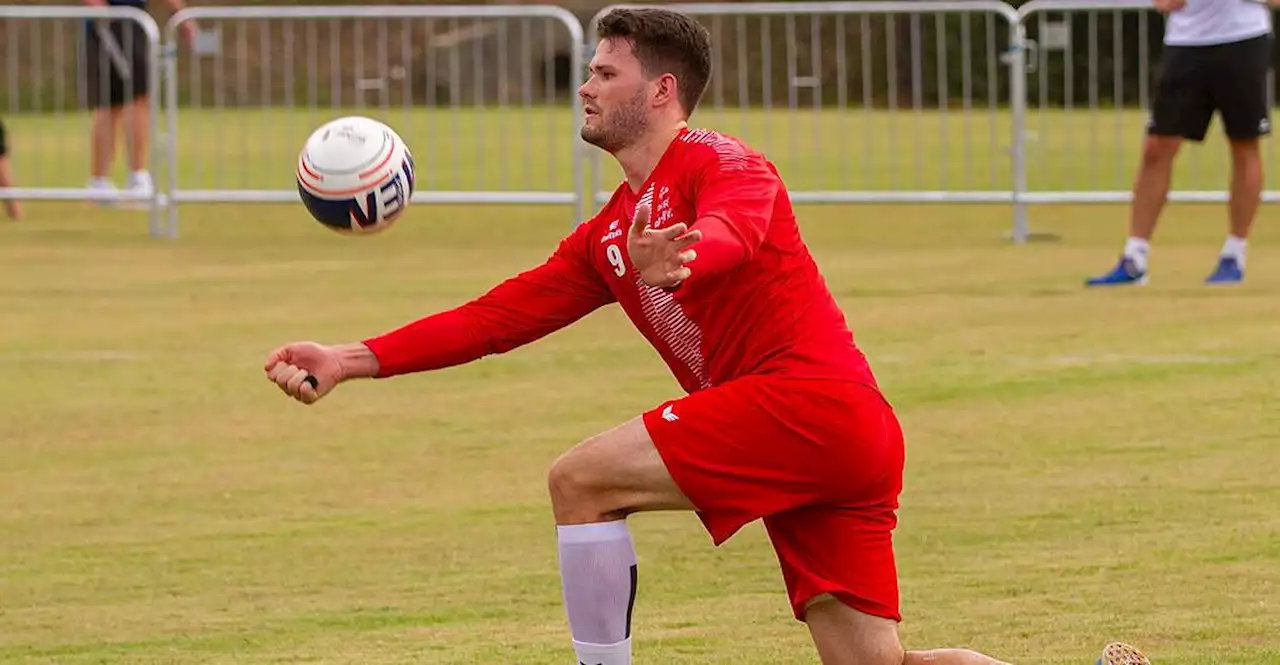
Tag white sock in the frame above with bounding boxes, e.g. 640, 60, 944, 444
89, 176, 114, 189
129, 170, 152, 189
573, 637, 632, 665
1124, 237, 1150, 272
1221, 234, 1247, 267
557, 520, 638, 665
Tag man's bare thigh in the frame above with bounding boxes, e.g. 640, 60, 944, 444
547, 416, 695, 525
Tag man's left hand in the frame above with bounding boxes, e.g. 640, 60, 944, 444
627, 202, 702, 289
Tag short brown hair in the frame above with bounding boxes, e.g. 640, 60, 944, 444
597, 7, 713, 117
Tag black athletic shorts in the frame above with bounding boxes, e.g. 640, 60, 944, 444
83, 19, 151, 109
0, 119, 7, 158
1149, 33, 1274, 142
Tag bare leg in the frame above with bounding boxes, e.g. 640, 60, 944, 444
548, 416, 693, 525
1200, 137, 1262, 283
90, 107, 122, 181
122, 96, 153, 205
804, 595, 1010, 665
1087, 134, 1184, 285
125, 96, 150, 174
1227, 138, 1262, 240
1129, 135, 1183, 242
0, 155, 20, 219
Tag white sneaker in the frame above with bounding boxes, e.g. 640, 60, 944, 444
124, 171, 154, 210
129, 170, 152, 193
88, 177, 118, 208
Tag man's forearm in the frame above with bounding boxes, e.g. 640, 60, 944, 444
334, 342, 381, 380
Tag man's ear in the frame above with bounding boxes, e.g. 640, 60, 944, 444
653, 73, 680, 108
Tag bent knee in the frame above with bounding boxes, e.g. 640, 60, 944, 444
547, 450, 588, 506
548, 417, 685, 524
547, 443, 611, 523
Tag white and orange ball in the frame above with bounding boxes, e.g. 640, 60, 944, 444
296, 116, 416, 234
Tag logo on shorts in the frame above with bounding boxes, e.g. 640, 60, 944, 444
661, 405, 678, 422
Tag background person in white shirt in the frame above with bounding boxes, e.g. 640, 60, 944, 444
1087, 0, 1276, 286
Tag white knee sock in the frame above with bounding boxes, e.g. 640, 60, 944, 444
556, 520, 638, 665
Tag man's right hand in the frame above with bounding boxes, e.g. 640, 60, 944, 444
264, 341, 379, 405
1153, 0, 1186, 12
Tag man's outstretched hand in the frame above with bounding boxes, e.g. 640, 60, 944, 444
627, 202, 702, 289
264, 342, 342, 405
264, 342, 380, 405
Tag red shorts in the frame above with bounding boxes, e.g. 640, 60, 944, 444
642, 375, 905, 623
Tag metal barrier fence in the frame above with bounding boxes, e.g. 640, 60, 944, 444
1, 2, 1276, 241
586, 2, 1026, 216
162, 5, 587, 232
0, 5, 165, 236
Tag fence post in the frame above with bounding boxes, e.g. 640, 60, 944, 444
1009, 17, 1031, 243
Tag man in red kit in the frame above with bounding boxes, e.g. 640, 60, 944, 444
265, 8, 1019, 665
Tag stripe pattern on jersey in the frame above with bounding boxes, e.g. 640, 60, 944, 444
632, 183, 710, 389
680, 128, 749, 172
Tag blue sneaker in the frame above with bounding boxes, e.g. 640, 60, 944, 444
1085, 256, 1148, 287
1205, 255, 1244, 285
1096, 642, 1150, 665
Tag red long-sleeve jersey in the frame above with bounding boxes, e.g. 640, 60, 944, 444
363, 127, 880, 395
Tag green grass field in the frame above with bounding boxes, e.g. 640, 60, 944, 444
1, 107, 1278, 664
